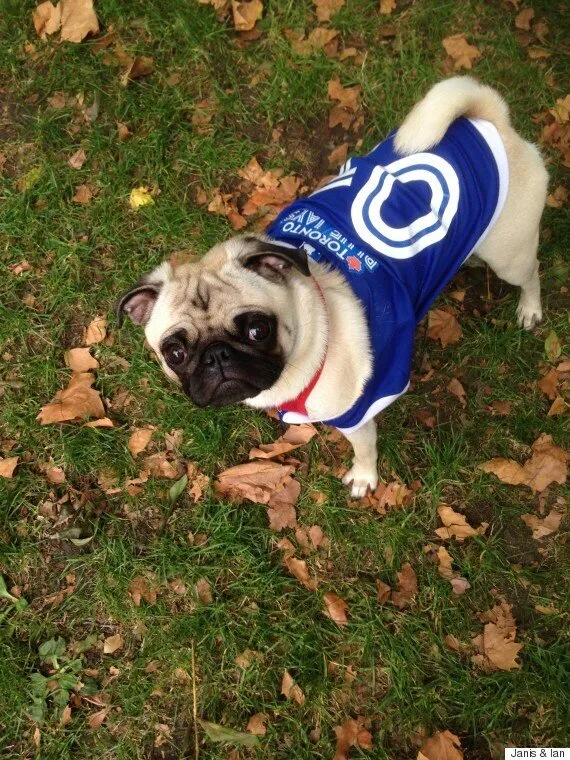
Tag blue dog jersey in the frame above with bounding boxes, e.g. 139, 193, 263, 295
268, 117, 508, 433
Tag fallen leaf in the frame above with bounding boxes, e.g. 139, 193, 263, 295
186, 461, 209, 503
546, 185, 568, 208
538, 368, 559, 400
418, 730, 463, 760
128, 428, 153, 457
195, 577, 213, 605
0, 456, 18, 478
548, 395, 568, 416
328, 142, 349, 169
33, 1, 62, 38
284, 556, 317, 590
120, 55, 154, 87
235, 649, 260, 668
323, 592, 349, 626
231, 0, 263, 31
117, 122, 131, 141
215, 460, 296, 504
59, 0, 98, 42
427, 309, 462, 347
434, 546, 471, 595
64, 347, 99, 372
199, 720, 259, 747
333, 717, 374, 760
129, 186, 154, 209
376, 579, 391, 604
249, 423, 316, 459
128, 576, 158, 606
442, 34, 481, 70
266, 478, 299, 530
37, 372, 105, 424
447, 378, 466, 407
471, 599, 523, 671
281, 670, 305, 704
72, 184, 93, 204
83, 316, 107, 345
391, 562, 417, 609
515, 7, 535, 30
313, 0, 345, 23
379, 0, 396, 14
328, 78, 361, 129
246, 712, 267, 735
544, 330, 562, 363
88, 707, 110, 730
369, 480, 414, 514
84, 417, 114, 428
521, 509, 564, 539
435, 504, 488, 541
487, 400, 512, 416
44, 466, 65, 484
143, 452, 181, 479
103, 633, 123, 654
288, 27, 339, 56
68, 149, 87, 169
60, 705, 72, 726
479, 433, 568, 493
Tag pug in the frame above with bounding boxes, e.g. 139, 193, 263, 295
117, 76, 548, 497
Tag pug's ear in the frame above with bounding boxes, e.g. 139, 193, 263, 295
116, 285, 160, 327
239, 236, 310, 281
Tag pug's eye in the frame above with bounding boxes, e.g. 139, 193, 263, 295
247, 318, 271, 342
163, 341, 188, 369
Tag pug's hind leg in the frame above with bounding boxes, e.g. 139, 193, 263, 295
341, 419, 378, 499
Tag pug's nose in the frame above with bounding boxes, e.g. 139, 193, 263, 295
202, 342, 232, 367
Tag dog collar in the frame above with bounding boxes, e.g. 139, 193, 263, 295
278, 277, 327, 417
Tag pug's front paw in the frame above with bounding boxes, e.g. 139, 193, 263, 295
342, 464, 378, 499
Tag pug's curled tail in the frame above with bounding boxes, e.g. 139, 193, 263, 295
393, 76, 511, 155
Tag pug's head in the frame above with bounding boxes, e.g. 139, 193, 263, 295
116, 235, 311, 408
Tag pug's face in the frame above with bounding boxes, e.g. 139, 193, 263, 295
117, 235, 310, 408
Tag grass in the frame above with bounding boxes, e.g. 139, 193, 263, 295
0, 0, 569, 757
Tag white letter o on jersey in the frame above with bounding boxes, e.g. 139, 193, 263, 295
351, 153, 460, 259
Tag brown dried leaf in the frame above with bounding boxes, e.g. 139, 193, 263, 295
418, 730, 463, 760
128, 428, 153, 457
515, 7, 535, 30
249, 423, 316, 459
435, 546, 471, 595
284, 556, 317, 591
72, 183, 93, 204
83, 316, 107, 345
487, 400, 512, 416
33, 2, 62, 38
427, 309, 462, 347
0, 456, 18, 478
64, 347, 98, 373
471, 600, 523, 671
370, 480, 414, 514
538, 368, 559, 400
288, 27, 339, 56
333, 717, 374, 760
379, 0, 396, 14
44, 465, 65, 484
548, 395, 568, 416
216, 460, 296, 504
103, 633, 123, 654
313, 0, 345, 23
435, 504, 488, 541
376, 579, 391, 604
479, 434, 568, 493
323, 592, 349, 626
266, 478, 300, 530
520, 509, 564, 539
281, 670, 305, 704
129, 576, 158, 606
231, 0, 263, 31
120, 56, 154, 87
187, 461, 209, 502
246, 712, 267, 735
328, 142, 349, 168
58, 0, 98, 42
442, 34, 482, 70
68, 149, 87, 169
391, 562, 417, 609
236, 649, 260, 668
195, 577, 213, 605
37, 372, 105, 424
142, 452, 181, 479
447, 378, 466, 407
546, 185, 568, 208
